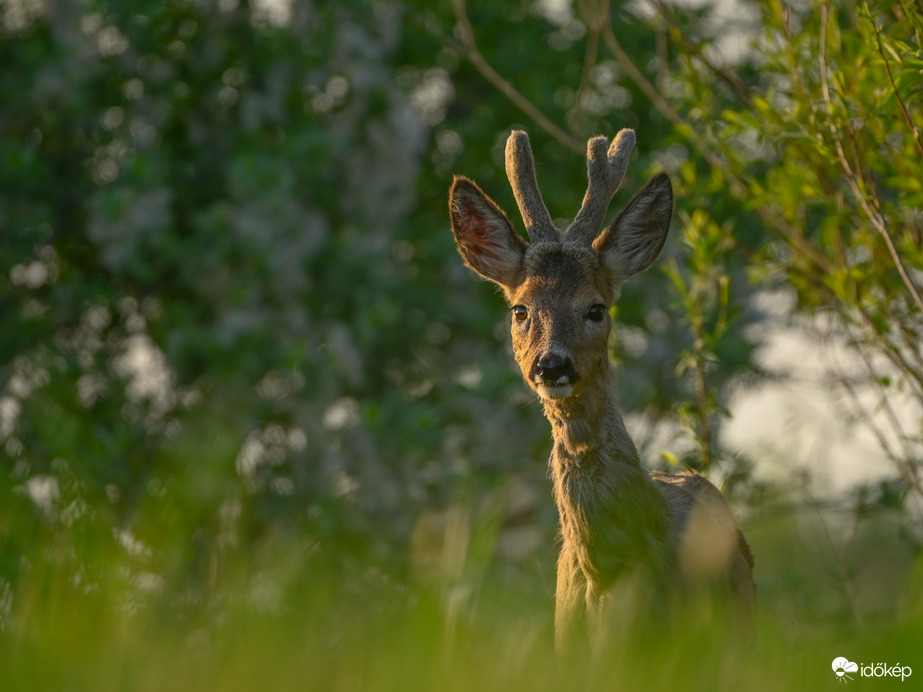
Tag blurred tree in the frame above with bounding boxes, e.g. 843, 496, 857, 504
0, 0, 585, 606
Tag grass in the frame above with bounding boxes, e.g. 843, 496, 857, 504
4, 578, 921, 691
4, 507, 923, 692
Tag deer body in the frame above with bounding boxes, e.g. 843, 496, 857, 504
449, 130, 755, 649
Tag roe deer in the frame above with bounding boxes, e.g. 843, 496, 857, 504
448, 129, 755, 649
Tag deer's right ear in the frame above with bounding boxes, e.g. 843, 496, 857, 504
449, 176, 527, 288
593, 172, 673, 288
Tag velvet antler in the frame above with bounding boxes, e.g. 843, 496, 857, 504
505, 130, 562, 244
565, 129, 635, 246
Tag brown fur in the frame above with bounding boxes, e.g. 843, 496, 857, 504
449, 131, 755, 650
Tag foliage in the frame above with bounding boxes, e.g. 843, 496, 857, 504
0, 0, 552, 600
655, 0, 923, 501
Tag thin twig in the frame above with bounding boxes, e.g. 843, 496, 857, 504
649, 0, 753, 107
822, 316, 923, 497
830, 202, 923, 395
845, 331, 922, 493
568, 30, 598, 136
693, 349, 712, 470
451, 0, 583, 153
868, 13, 923, 158
819, 1, 923, 313
781, 4, 812, 108
812, 491, 866, 629
600, 19, 736, 185
856, 304, 923, 397
600, 15, 838, 276
569, 0, 604, 136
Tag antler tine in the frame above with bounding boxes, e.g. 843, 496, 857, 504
565, 128, 636, 245
505, 130, 562, 244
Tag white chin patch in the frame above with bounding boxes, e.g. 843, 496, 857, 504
537, 383, 574, 400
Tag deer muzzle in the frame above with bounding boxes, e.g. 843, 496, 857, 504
532, 354, 580, 399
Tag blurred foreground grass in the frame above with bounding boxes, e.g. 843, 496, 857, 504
3, 509, 922, 691
5, 582, 922, 691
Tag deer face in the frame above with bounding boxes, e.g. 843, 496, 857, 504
506, 244, 612, 400
449, 130, 673, 402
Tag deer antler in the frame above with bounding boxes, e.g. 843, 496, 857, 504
505, 130, 562, 244
565, 129, 635, 246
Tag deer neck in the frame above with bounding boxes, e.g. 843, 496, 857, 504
542, 365, 672, 588
542, 366, 639, 464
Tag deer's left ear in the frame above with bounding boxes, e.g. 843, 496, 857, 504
593, 172, 673, 286
450, 176, 527, 289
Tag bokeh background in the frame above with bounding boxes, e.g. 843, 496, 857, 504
2, 0, 922, 688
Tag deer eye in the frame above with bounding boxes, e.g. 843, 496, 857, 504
512, 305, 528, 322
586, 304, 607, 322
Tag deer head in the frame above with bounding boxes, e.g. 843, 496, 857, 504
449, 130, 673, 402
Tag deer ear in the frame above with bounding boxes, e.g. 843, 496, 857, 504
593, 172, 673, 287
449, 176, 527, 288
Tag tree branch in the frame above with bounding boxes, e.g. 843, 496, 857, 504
819, 1, 923, 313
868, 13, 923, 158
451, 0, 583, 153
600, 15, 837, 276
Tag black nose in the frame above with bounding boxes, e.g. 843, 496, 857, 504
535, 354, 574, 383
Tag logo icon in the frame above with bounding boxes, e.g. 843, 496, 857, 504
833, 657, 859, 683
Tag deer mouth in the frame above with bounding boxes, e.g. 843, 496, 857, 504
534, 375, 578, 400
537, 382, 575, 400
